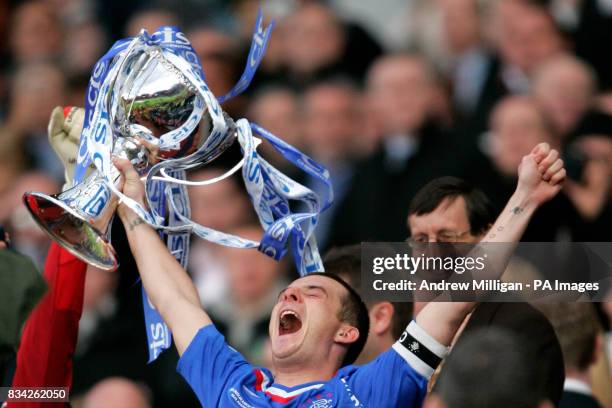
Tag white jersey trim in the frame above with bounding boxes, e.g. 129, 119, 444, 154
265, 383, 325, 399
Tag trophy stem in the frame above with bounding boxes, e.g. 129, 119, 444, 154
23, 191, 118, 271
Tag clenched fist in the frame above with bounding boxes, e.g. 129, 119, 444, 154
516, 143, 566, 206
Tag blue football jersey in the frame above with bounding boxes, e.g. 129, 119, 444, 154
177, 321, 447, 407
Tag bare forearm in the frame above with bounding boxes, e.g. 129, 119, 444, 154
482, 188, 538, 244
120, 210, 203, 314
417, 188, 538, 345
111, 156, 213, 354
120, 210, 212, 354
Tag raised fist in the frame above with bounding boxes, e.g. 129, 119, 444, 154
516, 143, 566, 206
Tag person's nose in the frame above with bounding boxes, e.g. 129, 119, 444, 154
281, 287, 302, 303
423, 237, 441, 258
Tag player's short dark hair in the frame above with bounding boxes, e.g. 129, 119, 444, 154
537, 303, 601, 371
433, 328, 548, 408
408, 177, 494, 236
307, 272, 369, 367
323, 245, 412, 339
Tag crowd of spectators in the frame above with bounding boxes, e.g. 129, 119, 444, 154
1, 0, 611, 407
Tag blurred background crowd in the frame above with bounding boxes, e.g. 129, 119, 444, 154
0, 0, 612, 407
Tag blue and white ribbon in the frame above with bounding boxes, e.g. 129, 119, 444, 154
73, 10, 332, 362
162, 120, 333, 275
74, 38, 132, 183
217, 8, 274, 103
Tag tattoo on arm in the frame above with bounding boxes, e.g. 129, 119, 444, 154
511, 206, 524, 215
488, 207, 524, 238
128, 217, 145, 231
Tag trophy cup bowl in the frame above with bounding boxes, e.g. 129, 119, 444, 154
23, 48, 235, 271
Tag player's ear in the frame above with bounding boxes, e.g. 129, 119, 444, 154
592, 334, 603, 365
334, 324, 359, 345
370, 302, 394, 335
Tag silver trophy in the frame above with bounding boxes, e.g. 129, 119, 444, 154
23, 46, 235, 271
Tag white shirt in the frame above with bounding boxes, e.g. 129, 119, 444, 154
383, 134, 419, 172
563, 377, 593, 396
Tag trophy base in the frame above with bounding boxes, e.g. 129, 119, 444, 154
23, 192, 118, 271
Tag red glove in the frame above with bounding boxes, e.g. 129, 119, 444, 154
8, 243, 87, 408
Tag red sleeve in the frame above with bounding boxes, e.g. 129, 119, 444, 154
8, 242, 87, 408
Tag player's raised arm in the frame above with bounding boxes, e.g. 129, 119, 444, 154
113, 157, 211, 355
415, 142, 566, 346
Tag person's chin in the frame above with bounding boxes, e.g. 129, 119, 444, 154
272, 332, 304, 360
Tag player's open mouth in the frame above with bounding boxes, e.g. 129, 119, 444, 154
279, 310, 302, 335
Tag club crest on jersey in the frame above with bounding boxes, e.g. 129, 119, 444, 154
302, 399, 332, 408
300, 393, 334, 408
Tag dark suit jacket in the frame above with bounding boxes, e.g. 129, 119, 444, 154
328, 124, 466, 246
574, 0, 612, 90
559, 390, 603, 408
457, 302, 565, 406
459, 147, 595, 242
461, 57, 509, 140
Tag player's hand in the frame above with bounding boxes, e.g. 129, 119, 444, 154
516, 142, 566, 207
48, 106, 88, 189
112, 157, 147, 219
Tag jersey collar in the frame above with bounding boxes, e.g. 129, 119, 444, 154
254, 369, 326, 404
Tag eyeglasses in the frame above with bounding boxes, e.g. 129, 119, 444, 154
406, 230, 472, 247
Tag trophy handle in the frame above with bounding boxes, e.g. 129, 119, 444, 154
23, 182, 119, 271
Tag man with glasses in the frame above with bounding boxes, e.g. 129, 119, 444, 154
406, 175, 565, 405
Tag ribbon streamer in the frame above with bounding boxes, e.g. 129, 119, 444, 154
73, 11, 332, 362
